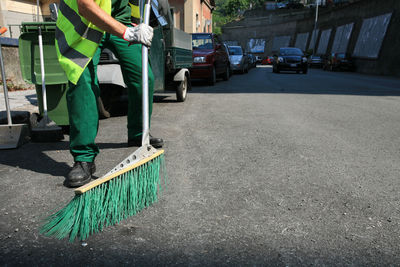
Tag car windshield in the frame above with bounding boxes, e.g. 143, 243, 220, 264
192, 34, 213, 50
280, 48, 303, 56
228, 47, 243, 55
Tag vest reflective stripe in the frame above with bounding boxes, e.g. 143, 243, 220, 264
56, 40, 88, 83
59, 0, 103, 43
55, 26, 90, 68
57, 12, 100, 56
129, 0, 141, 24
56, 0, 111, 84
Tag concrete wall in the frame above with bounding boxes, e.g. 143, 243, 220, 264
0, 46, 34, 89
222, 0, 400, 77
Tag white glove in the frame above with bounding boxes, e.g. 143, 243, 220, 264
123, 24, 153, 47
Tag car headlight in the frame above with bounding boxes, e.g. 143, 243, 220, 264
193, 57, 206, 63
278, 57, 284, 63
302, 57, 308, 63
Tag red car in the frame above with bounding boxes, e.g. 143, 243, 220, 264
190, 33, 230, 85
261, 56, 274, 65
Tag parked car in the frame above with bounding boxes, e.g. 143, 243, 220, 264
277, 0, 303, 9
190, 33, 230, 85
228, 46, 249, 74
287, 1, 304, 9
277, 1, 288, 9
261, 56, 274, 65
222, 43, 233, 76
323, 53, 355, 71
248, 54, 257, 68
308, 55, 323, 68
273, 47, 308, 74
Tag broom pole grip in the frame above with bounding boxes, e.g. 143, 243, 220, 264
141, 0, 151, 146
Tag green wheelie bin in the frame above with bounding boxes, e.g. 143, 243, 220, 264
19, 22, 69, 126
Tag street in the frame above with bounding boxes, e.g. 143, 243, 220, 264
1, 66, 400, 265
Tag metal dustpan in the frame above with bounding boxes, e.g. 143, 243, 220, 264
0, 27, 29, 149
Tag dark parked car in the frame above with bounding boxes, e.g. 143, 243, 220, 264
190, 33, 230, 85
323, 53, 355, 71
228, 45, 250, 74
308, 55, 323, 68
277, 0, 304, 9
276, 1, 288, 8
287, 1, 304, 9
273, 47, 308, 74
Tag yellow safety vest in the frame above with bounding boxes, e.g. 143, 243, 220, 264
129, 0, 141, 25
55, 0, 111, 84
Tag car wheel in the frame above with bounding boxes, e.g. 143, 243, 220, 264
245, 65, 249, 73
176, 75, 188, 102
209, 66, 216, 86
223, 64, 230, 81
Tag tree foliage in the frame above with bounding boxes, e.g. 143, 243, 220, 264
213, 0, 265, 34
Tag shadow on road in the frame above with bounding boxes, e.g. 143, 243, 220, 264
1, 141, 71, 177
0, 141, 136, 177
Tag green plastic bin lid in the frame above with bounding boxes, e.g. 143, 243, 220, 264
19, 22, 68, 85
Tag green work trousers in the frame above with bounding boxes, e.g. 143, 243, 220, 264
67, 32, 154, 162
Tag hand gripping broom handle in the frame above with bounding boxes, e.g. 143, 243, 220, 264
141, 0, 151, 146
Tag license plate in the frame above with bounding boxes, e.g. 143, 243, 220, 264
290, 64, 297, 67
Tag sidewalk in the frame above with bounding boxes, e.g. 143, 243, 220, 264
0, 89, 38, 120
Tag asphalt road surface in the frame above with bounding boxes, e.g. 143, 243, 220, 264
1, 66, 400, 266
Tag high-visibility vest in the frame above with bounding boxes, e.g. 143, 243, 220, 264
55, 0, 111, 84
129, 0, 141, 25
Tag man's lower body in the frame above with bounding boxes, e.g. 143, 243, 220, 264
65, 32, 163, 188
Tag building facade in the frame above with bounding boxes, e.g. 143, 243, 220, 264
169, 0, 215, 33
0, 0, 215, 38
0, 0, 56, 38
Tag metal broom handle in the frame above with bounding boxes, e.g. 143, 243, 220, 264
141, 0, 151, 146
0, 27, 12, 126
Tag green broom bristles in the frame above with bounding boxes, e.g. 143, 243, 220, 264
40, 154, 165, 242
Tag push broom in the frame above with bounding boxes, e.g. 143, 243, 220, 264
40, 0, 165, 242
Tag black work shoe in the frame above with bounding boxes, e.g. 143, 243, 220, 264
64, 161, 96, 188
128, 135, 164, 148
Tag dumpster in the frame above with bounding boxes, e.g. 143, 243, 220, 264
19, 22, 69, 126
